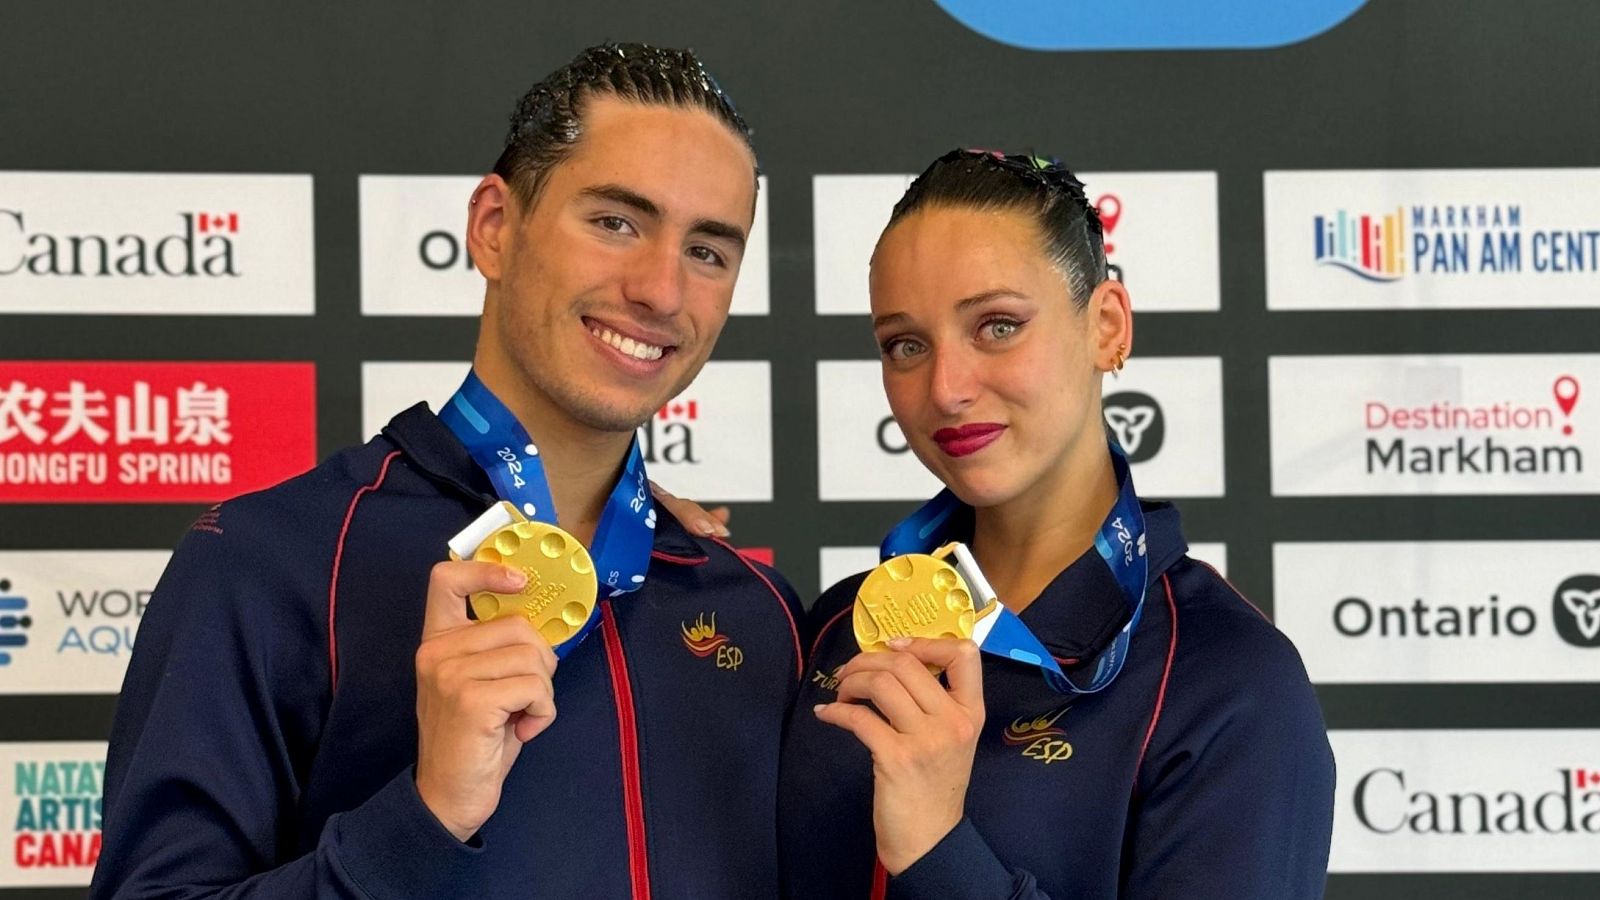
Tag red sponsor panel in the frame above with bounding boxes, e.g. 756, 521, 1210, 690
0, 361, 316, 503
737, 547, 774, 567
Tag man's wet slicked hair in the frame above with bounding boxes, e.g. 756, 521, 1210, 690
492, 42, 758, 209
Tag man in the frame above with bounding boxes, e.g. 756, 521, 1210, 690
90, 43, 803, 898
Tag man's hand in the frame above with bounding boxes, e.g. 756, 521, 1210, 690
414, 560, 558, 841
814, 637, 986, 876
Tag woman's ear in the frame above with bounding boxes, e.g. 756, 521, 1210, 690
1089, 277, 1133, 373
465, 174, 513, 282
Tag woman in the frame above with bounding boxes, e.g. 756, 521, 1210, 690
776, 150, 1335, 899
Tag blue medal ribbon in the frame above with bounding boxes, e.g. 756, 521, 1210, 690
438, 369, 657, 657
880, 441, 1147, 694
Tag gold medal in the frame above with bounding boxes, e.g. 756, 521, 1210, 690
448, 501, 598, 647
854, 542, 981, 652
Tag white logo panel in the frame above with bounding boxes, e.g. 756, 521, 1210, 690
0, 552, 168, 695
819, 546, 881, 593
1330, 729, 1600, 872
1106, 357, 1225, 497
1275, 542, 1600, 683
1270, 355, 1597, 495
1266, 168, 1600, 310
0, 172, 313, 315
818, 358, 1224, 500
816, 361, 941, 501
360, 175, 769, 316
814, 172, 1219, 314
0, 742, 107, 886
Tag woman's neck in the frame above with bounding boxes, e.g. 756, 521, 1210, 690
970, 438, 1118, 615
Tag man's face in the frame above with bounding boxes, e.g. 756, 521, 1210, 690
477, 95, 757, 433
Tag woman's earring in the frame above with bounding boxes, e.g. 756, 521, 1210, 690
1112, 343, 1127, 376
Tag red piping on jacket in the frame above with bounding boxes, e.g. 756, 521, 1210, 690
810, 604, 855, 667
328, 450, 401, 691
710, 537, 803, 681
601, 601, 652, 900
1134, 573, 1180, 791
650, 549, 708, 566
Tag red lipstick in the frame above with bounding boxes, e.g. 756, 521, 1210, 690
932, 423, 1006, 458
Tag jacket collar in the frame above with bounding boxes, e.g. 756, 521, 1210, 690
381, 402, 708, 561
935, 499, 1186, 664
1017, 500, 1186, 663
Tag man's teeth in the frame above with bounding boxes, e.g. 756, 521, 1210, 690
592, 326, 665, 361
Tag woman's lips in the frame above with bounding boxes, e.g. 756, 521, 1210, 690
932, 423, 1006, 458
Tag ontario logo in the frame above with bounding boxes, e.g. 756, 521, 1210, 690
681, 612, 742, 671
1002, 706, 1073, 764
1102, 390, 1165, 463
0, 579, 30, 667
1553, 574, 1600, 648
1314, 202, 1597, 283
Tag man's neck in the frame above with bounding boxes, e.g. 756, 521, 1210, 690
472, 354, 634, 547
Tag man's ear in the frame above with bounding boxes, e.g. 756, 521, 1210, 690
466, 174, 514, 282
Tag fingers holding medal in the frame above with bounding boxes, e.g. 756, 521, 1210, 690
815, 545, 989, 875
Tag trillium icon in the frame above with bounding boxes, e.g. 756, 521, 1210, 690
1553, 575, 1600, 648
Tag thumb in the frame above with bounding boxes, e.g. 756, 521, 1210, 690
423, 559, 526, 639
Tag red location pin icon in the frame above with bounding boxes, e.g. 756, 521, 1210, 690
1554, 375, 1579, 436
1095, 193, 1121, 255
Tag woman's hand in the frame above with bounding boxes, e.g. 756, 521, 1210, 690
815, 637, 985, 875
648, 479, 731, 538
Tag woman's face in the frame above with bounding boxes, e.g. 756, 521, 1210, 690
868, 204, 1124, 510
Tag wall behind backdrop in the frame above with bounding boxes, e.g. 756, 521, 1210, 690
3, 1, 1599, 896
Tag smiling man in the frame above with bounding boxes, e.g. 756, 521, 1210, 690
90, 44, 804, 899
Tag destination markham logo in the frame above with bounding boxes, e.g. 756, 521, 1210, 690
1364, 375, 1581, 476
1313, 202, 1598, 282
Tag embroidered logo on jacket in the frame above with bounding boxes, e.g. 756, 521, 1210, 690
681, 612, 742, 670
1002, 706, 1074, 765
810, 665, 842, 693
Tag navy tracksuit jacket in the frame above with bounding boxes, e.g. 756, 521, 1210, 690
779, 502, 1337, 899
90, 403, 805, 898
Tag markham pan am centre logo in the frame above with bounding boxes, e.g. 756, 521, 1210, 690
1267, 169, 1600, 310
932, 0, 1368, 50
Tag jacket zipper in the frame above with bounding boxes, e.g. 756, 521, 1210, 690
601, 600, 652, 900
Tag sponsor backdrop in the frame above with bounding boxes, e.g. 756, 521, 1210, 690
2, 0, 1597, 896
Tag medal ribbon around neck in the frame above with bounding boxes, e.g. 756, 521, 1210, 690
877, 441, 1148, 694
438, 369, 656, 658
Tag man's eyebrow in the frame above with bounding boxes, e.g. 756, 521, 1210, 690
690, 217, 747, 251
580, 184, 746, 250
579, 184, 661, 219
871, 290, 1024, 328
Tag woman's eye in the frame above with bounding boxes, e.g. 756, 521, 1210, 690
980, 319, 1023, 341
883, 338, 927, 361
